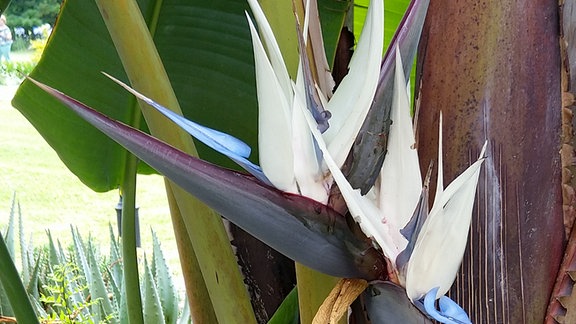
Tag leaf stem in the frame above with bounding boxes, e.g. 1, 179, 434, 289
120, 152, 144, 323
164, 183, 218, 323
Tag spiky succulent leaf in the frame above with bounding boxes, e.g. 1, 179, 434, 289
70, 227, 90, 289
17, 201, 30, 287
26, 253, 42, 300
86, 239, 116, 322
5, 193, 16, 260
105, 265, 122, 317
108, 224, 123, 294
142, 255, 166, 324
177, 295, 192, 324
152, 230, 179, 324
46, 230, 63, 266
0, 232, 39, 323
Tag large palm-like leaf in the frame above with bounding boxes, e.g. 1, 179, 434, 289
13, 0, 259, 191
13, 0, 412, 191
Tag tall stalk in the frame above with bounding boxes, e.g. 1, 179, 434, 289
119, 152, 144, 323
416, 0, 564, 322
94, 0, 256, 322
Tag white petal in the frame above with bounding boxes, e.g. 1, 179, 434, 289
303, 0, 335, 97
298, 91, 406, 261
246, 1, 292, 102
291, 68, 330, 202
406, 142, 487, 301
247, 15, 296, 192
432, 113, 444, 209
377, 46, 422, 236
323, 0, 384, 168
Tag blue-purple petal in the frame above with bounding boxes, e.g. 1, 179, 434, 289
422, 287, 472, 324
102, 73, 271, 184
160, 108, 271, 184
148, 103, 272, 185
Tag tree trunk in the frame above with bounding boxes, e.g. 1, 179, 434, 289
416, 0, 565, 322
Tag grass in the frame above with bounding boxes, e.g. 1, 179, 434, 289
0, 51, 183, 288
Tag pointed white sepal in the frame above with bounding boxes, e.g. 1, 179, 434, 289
323, 0, 384, 168
298, 94, 406, 261
291, 68, 330, 202
405, 141, 487, 301
246, 13, 297, 193
246, 0, 292, 100
376, 46, 423, 238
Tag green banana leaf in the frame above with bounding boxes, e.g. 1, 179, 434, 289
354, 0, 410, 50
12, 0, 410, 192
11, 0, 340, 192
267, 287, 299, 324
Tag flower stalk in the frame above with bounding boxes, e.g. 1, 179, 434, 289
93, 1, 257, 323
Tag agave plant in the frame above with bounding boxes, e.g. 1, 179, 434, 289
0, 193, 188, 324
6, 0, 575, 323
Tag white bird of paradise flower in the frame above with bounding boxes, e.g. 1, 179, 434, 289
104, 1, 485, 322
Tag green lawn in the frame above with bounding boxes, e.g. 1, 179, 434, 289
0, 78, 183, 286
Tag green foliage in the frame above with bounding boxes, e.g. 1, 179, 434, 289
0, 194, 189, 324
10, 36, 27, 51
5, 0, 62, 32
142, 254, 166, 324
1, 59, 35, 83
268, 288, 299, 324
0, 193, 40, 323
0, 37, 44, 84
151, 231, 179, 324
0, 1, 9, 16
39, 263, 106, 324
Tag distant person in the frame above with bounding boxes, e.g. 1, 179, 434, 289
0, 15, 13, 62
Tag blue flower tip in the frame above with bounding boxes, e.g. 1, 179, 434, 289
421, 288, 472, 324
